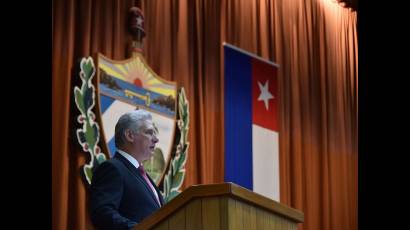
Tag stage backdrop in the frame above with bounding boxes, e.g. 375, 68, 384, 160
53, 0, 357, 229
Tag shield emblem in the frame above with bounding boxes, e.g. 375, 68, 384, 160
94, 53, 177, 185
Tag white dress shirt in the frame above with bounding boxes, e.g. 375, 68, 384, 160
117, 149, 140, 169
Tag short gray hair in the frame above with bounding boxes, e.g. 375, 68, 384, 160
114, 109, 152, 148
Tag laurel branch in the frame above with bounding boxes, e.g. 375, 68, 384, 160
73, 57, 107, 185
161, 88, 189, 202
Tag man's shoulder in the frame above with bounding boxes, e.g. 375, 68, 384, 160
89, 157, 127, 194
94, 155, 125, 172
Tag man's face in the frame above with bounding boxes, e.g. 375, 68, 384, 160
133, 119, 159, 161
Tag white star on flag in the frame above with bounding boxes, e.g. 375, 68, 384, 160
257, 80, 274, 110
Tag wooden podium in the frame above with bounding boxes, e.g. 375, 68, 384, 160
134, 183, 304, 230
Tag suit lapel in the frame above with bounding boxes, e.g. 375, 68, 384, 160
146, 172, 165, 206
114, 153, 162, 208
114, 153, 140, 178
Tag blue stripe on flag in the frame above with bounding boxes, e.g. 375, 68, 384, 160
100, 94, 115, 114
224, 45, 253, 190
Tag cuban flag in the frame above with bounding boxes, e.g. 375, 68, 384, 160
224, 43, 280, 201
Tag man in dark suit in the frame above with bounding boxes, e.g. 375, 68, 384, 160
90, 109, 164, 230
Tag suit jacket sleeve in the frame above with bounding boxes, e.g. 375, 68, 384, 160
89, 161, 137, 230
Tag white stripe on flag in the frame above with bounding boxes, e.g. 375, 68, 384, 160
252, 124, 280, 201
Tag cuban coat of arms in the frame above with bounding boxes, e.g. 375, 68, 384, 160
72, 7, 189, 202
